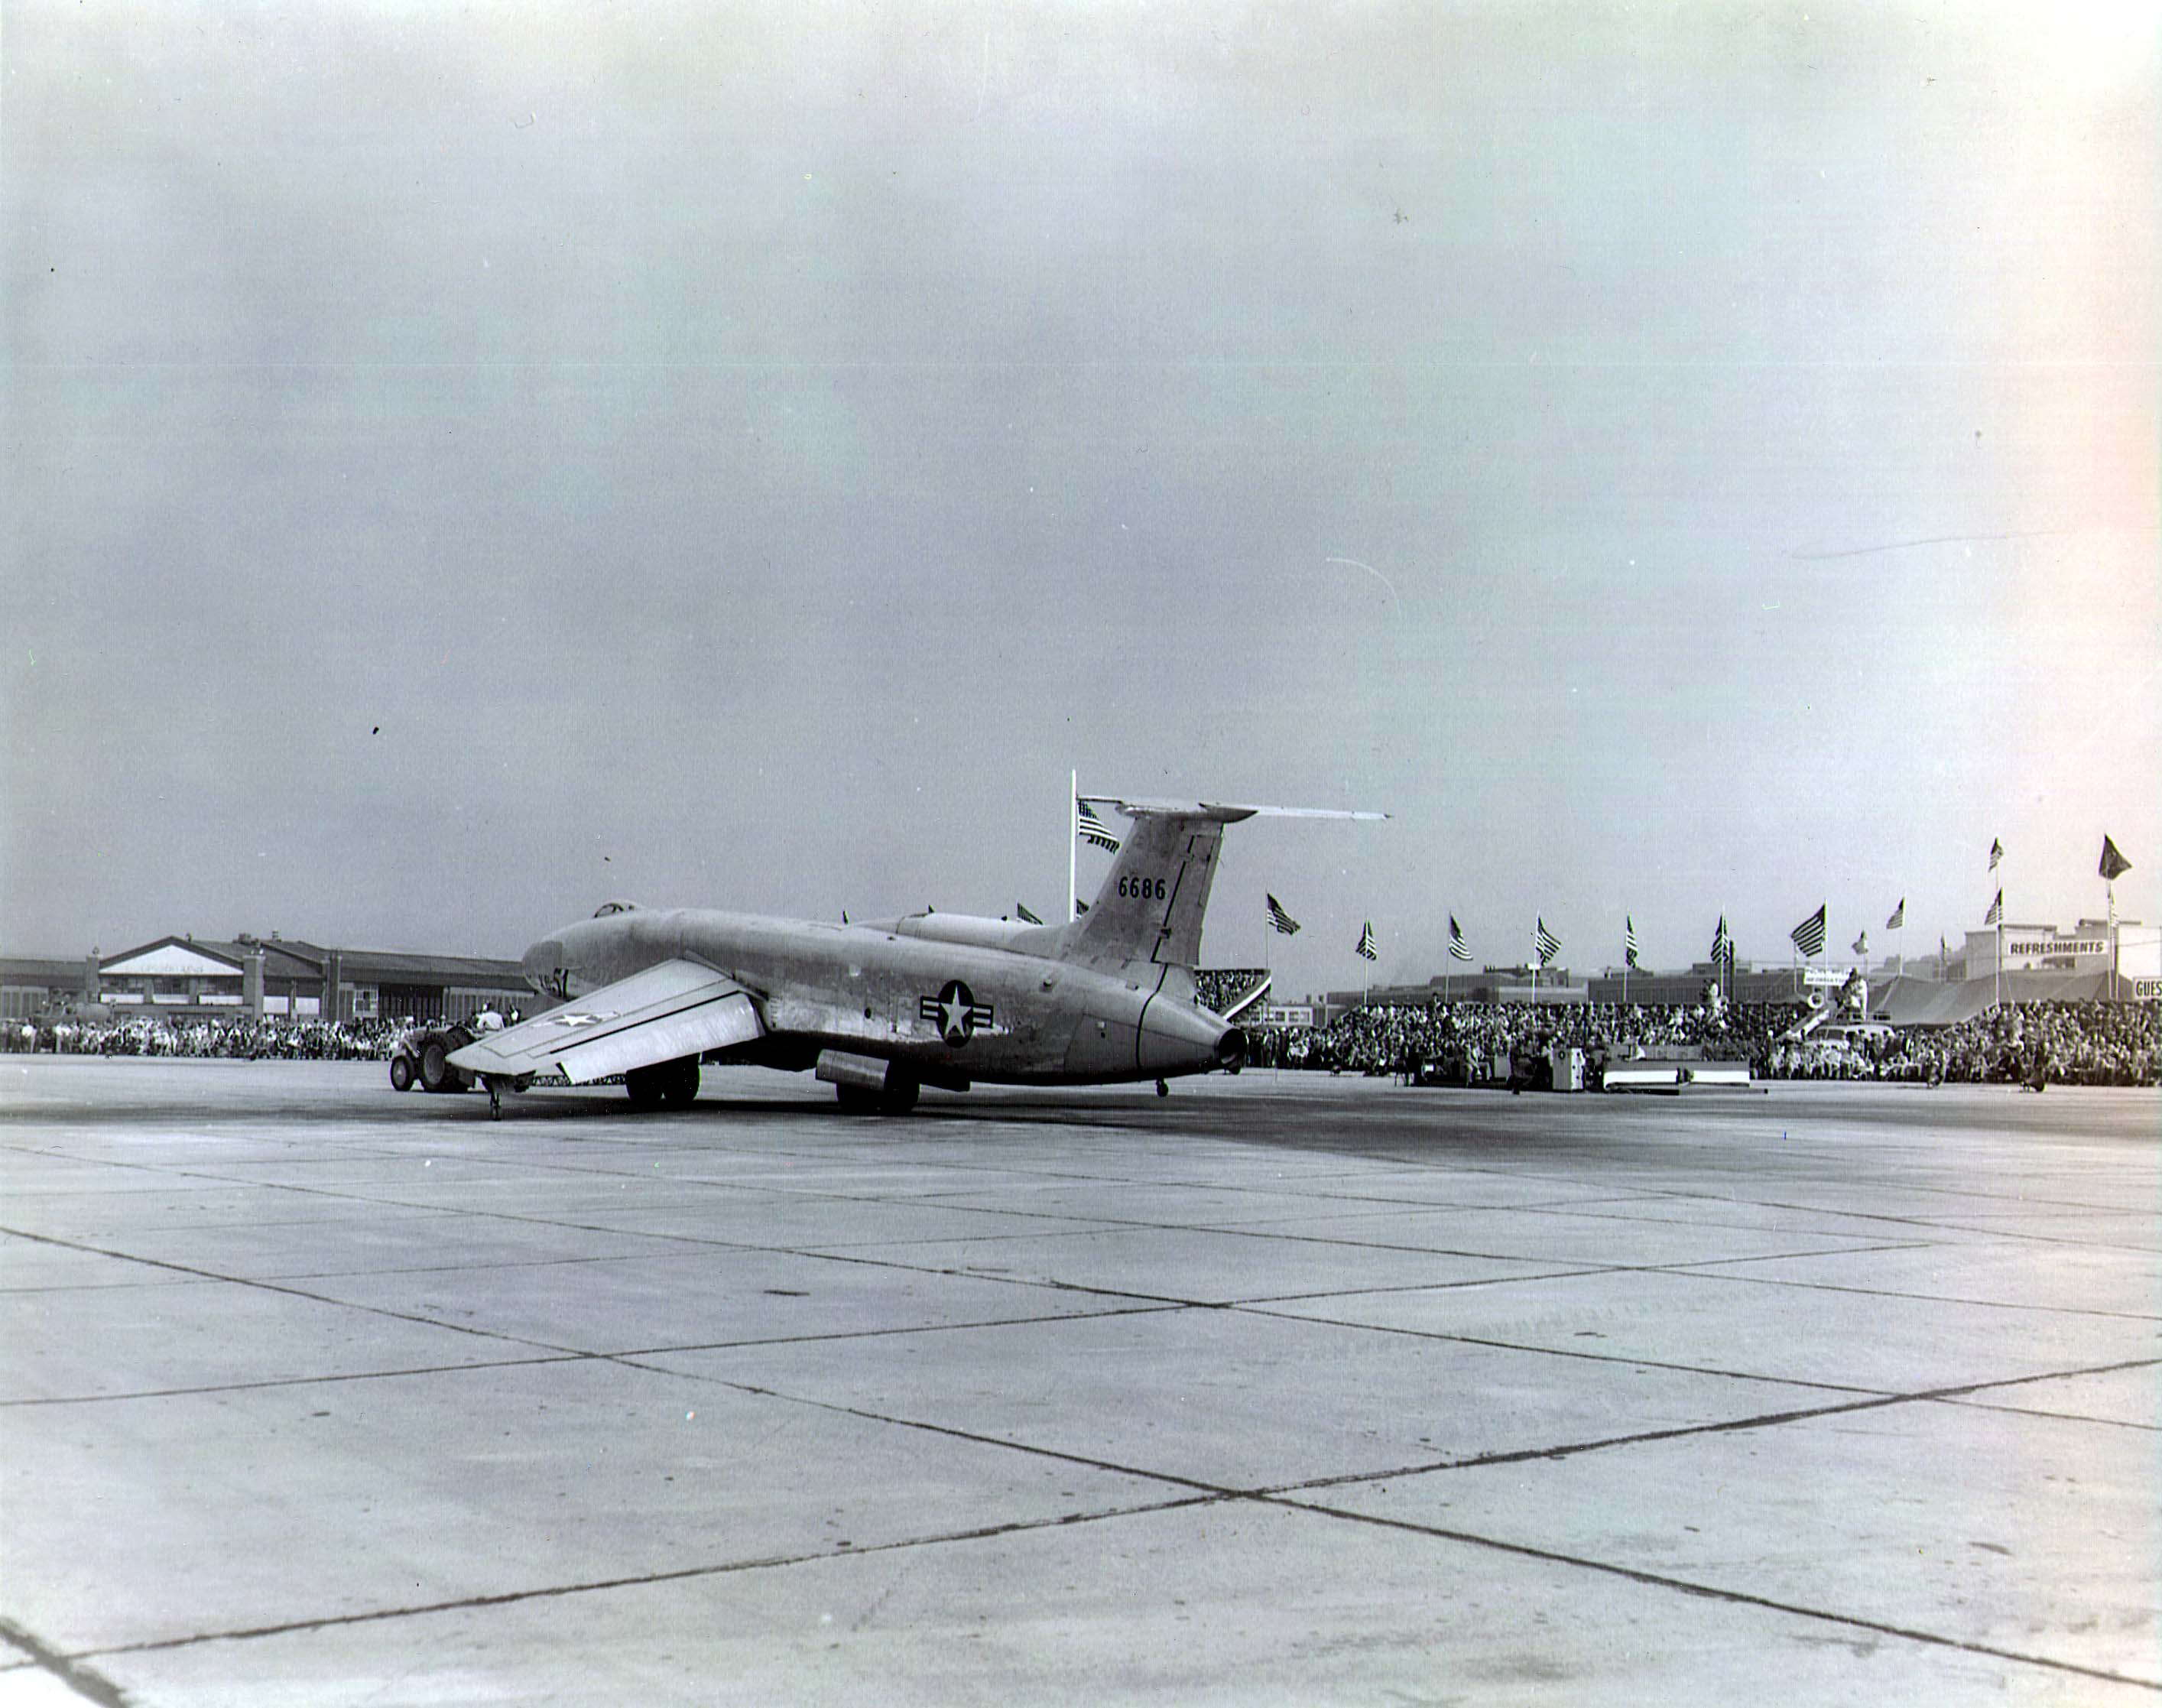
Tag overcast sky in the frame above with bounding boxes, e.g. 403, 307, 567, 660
5, 1, 2157, 992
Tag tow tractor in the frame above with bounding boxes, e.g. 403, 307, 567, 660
388, 1022, 477, 1095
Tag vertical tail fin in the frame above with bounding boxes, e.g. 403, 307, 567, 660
1065, 803, 1254, 974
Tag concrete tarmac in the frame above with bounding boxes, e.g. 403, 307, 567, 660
2, 1060, 2156, 1704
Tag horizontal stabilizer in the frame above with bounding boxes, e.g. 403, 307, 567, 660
1082, 796, 1388, 823
448, 958, 763, 1085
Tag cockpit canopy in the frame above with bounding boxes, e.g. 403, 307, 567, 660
592, 899, 640, 918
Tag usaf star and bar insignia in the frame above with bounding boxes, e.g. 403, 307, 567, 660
919, 979, 994, 1047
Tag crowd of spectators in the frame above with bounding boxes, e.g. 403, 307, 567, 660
4, 1015, 406, 1060
1761, 1002, 2160, 1086
5, 998, 2157, 1086
1194, 969, 1268, 1013
1244, 998, 2160, 1087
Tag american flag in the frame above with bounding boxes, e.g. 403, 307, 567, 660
1266, 894, 1301, 936
1624, 916, 1639, 969
1886, 898, 1904, 931
1448, 915, 1472, 963
1076, 800, 1121, 853
1355, 921, 1378, 962
2100, 836, 2132, 882
1983, 888, 2002, 927
1711, 914, 1732, 968
1534, 918, 1560, 967
1988, 837, 2003, 872
1015, 901, 1043, 924
1790, 904, 1827, 958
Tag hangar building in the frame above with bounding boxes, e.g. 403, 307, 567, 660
0, 934, 534, 1025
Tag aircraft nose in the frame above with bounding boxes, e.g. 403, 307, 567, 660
521, 937, 567, 998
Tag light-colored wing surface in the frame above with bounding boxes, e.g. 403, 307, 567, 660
1079, 796, 1388, 821
447, 960, 762, 1084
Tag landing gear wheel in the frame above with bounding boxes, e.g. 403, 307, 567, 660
1156, 1078, 1170, 1097
835, 1075, 918, 1115
389, 1054, 414, 1092
663, 1060, 700, 1108
625, 1064, 667, 1111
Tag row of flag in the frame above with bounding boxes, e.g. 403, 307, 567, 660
1066, 806, 2136, 966
1251, 862, 2130, 969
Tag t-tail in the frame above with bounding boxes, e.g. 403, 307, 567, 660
1063, 797, 1387, 983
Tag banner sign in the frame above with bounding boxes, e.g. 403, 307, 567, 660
2004, 937, 2107, 959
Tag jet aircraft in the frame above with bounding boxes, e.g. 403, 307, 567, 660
448, 797, 1381, 1114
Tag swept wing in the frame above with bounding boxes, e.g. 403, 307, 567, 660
447, 959, 762, 1084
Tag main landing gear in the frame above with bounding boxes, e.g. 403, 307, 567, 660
625, 1057, 701, 1112
1157, 1078, 1170, 1097
479, 1074, 535, 1119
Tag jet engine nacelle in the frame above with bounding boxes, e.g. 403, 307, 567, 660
1062, 980, 1243, 1080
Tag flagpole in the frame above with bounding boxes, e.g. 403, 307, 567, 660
2109, 880, 2119, 1003
1068, 770, 1078, 924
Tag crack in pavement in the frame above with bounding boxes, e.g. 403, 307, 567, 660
1260, 1496, 2162, 1693
69, 1495, 1219, 1662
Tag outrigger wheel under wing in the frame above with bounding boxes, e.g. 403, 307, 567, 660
446, 959, 763, 1093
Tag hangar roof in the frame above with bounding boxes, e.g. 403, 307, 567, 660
275, 942, 529, 989
0, 957, 91, 986
12, 936, 528, 991
99, 936, 324, 983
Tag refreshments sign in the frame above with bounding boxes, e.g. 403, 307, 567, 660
2002, 936, 2107, 960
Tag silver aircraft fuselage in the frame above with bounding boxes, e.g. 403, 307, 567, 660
522, 905, 1242, 1087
